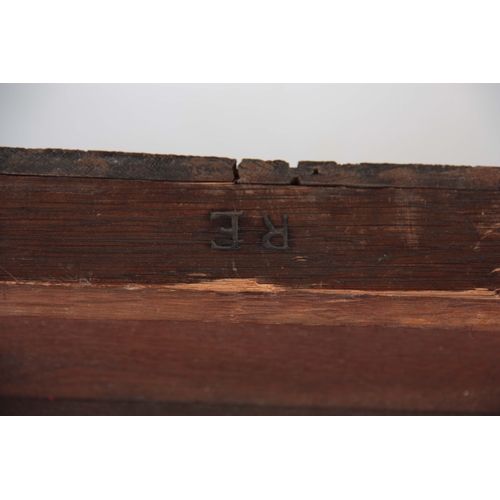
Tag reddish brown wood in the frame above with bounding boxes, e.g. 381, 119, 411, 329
2, 282, 500, 332
0, 398, 482, 416
1, 316, 499, 414
2, 175, 500, 290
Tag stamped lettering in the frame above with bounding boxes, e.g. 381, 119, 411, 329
210, 212, 290, 250
210, 211, 243, 249
262, 214, 290, 250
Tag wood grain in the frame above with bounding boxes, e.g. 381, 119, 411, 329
296, 161, 500, 190
3, 147, 499, 189
2, 282, 500, 332
237, 159, 291, 184
236, 161, 500, 189
1, 316, 499, 414
0, 147, 236, 182
2, 175, 500, 290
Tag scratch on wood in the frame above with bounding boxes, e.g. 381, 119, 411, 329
1, 278, 499, 298
2, 281, 500, 333
0, 267, 19, 283
174, 278, 284, 293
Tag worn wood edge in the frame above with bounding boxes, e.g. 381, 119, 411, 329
237, 158, 291, 184
235, 159, 500, 190
0, 147, 236, 182
296, 161, 500, 190
2, 279, 500, 331
2, 147, 500, 189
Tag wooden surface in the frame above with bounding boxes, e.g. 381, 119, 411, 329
0, 147, 236, 182
2, 282, 500, 332
3, 147, 498, 189
2, 175, 500, 290
1, 147, 500, 415
2, 315, 499, 414
296, 161, 500, 190
237, 159, 500, 189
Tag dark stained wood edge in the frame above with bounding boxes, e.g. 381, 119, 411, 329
235, 159, 500, 190
0, 147, 236, 182
296, 161, 500, 190
236, 158, 291, 184
1, 397, 485, 416
2, 147, 500, 189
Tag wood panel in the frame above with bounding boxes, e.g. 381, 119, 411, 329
1, 316, 499, 414
2, 175, 500, 290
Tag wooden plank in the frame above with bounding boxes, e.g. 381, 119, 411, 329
1, 316, 499, 414
297, 161, 500, 190
3, 147, 499, 189
2, 175, 500, 290
237, 159, 291, 184
236, 160, 500, 190
2, 282, 500, 332
0, 147, 236, 182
